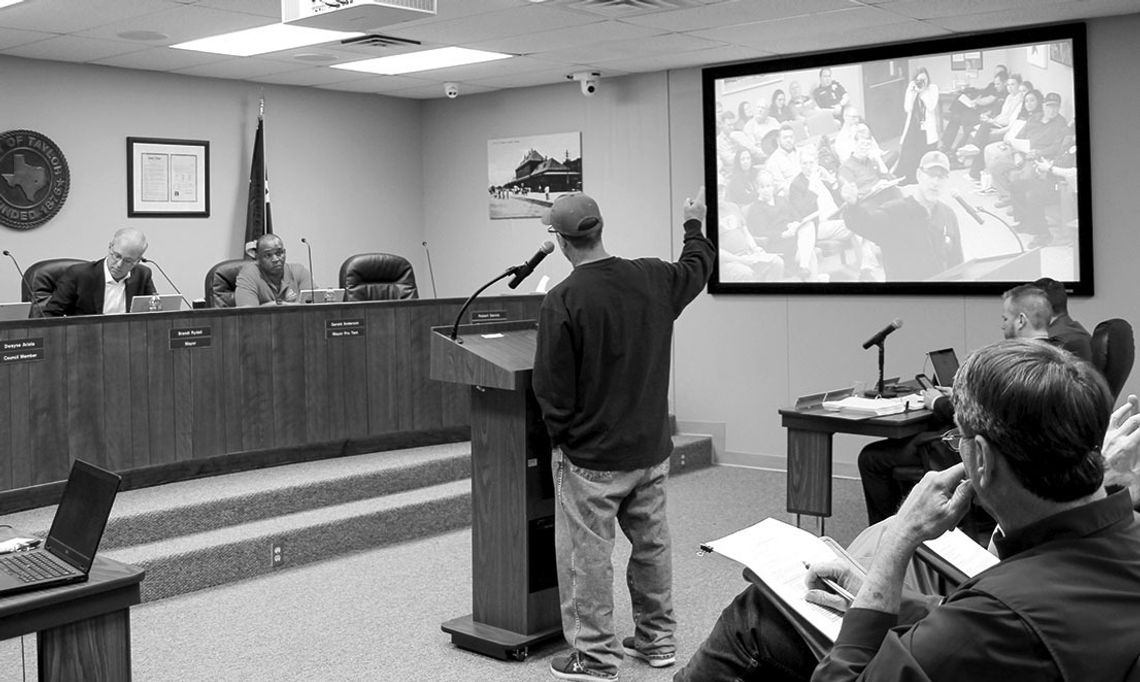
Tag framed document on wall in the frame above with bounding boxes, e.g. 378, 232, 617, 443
126, 137, 210, 218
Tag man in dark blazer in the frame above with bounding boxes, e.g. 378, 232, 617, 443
44, 228, 156, 316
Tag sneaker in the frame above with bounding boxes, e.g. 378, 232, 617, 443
621, 637, 676, 668
549, 652, 617, 681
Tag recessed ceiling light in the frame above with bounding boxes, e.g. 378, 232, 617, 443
331, 47, 511, 75
0, 0, 27, 8
118, 30, 169, 42
171, 23, 363, 57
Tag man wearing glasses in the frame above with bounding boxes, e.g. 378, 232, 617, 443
234, 233, 312, 307
44, 227, 156, 316
677, 339, 1140, 681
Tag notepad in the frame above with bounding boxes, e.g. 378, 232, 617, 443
821, 395, 906, 416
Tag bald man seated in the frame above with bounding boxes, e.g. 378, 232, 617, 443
44, 227, 156, 316
234, 234, 313, 307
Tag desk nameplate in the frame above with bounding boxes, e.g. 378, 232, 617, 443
1, 337, 43, 364
326, 318, 364, 339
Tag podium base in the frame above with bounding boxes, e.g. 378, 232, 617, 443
442, 614, 562, 661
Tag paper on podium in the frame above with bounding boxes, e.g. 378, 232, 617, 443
701, 518, 864, 656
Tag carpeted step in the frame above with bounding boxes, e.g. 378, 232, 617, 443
104, 479, 472, 602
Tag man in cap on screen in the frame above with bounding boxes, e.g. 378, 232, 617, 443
840, 150, 964, 281
533, 189, 714, 680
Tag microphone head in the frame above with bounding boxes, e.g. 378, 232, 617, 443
140, 257, 151, 263
1, 250, 9, 257
540, 241, 554, 254
300, 237, 309, 244
892, 318, 902, 329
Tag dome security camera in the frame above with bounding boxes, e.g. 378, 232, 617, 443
569, 71, 601, 97
444, 82, 459, 99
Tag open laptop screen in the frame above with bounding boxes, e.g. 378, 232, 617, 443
44, 460, 121, 571
928, 348, 960, 387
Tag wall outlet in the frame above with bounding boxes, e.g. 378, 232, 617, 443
271, 541, 284, 568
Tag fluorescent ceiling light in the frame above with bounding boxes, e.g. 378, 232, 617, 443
0, 0, 28, 8
171, 23, 362, 57
331, 47, 511, 75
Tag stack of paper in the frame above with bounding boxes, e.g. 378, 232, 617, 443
821, 395, 906, 416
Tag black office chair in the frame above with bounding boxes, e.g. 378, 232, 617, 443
22, 257, 84, 317
204, 258, 247, 308
1092, 318, 1135, 401
338, 253, 418, 302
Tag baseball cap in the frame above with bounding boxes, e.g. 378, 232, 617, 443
918, 150, 950, 174
542, 193, 604, 236
1044, 92, 1062, 105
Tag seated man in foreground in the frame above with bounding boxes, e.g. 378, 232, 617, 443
234, 234, 313, 307
676, 339, 1140, 681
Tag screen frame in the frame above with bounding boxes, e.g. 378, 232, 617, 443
702, 22, 1092, 297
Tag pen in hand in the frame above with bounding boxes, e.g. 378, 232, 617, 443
803, 560, 855, 605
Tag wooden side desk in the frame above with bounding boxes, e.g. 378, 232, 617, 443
0, 554, 144, 681
779, 407, 936, 534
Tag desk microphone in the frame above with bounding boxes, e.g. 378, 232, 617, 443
862, 318, 902, 350
422, 241, 438, 298
507, 241, 554, 290
2, 249, 43, 318
140, 257, 191, 310
950, 191, 985, 225
300, 237, 316, 292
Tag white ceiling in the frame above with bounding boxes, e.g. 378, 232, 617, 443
1, 0, 1139, 99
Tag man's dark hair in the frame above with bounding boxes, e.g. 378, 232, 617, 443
559, 227, 602, 249
1033, 277, 1069, 315
953, 339, 1110, 502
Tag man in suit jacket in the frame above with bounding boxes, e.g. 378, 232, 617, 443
44, 228, 155, 316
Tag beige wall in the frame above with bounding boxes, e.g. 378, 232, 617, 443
0, 56, 424, 300
3, 14, 1139, 475
421, 14, 1140, 474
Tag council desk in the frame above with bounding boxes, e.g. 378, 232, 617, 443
0, 294, 543, 508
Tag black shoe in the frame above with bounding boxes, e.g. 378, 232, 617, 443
550, 652, 617, 681
621, 637, 676, 668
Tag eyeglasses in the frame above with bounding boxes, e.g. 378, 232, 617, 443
107, 250, 140, 268
941, 428, 966, 453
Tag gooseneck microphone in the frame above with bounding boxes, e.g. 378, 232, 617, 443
950, 191, 985, 225
300, 237, 316, 292
507, 241, 554, 290
862, 318, 902, 350
2, 249, 43, 318
422, 241, 438, 298
140, 257, 191, 310
449, 242, 555, 342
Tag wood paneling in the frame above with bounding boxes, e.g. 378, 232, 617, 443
0, 295, 543, 496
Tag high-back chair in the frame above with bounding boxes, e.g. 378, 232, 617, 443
1092, 318, 1135, 401
22, 258, 84, 317
203, 258, 246, 308
338, 253, 418, 302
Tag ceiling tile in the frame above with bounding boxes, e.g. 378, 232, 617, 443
617, 0, 855, 31
1, 34, 145, 62
470, 19, 661, 55
0, 26, 56, 51
925, 0, 1140, 30
593, 44, 770, 73
90, 46, 231, 71
72, 5, 275, 43
0, 0, 166, 34
537, 31, 725, 66
172, 56, 311, 80
386, 4, 603, 46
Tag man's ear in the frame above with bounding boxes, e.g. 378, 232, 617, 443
973, 435, 998, 490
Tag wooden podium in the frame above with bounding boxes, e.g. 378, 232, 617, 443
430, 320, 561, 660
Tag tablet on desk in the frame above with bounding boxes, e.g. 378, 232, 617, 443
130, 294, 184, 313
927, 348, 960, 386
300, 288, 345, 304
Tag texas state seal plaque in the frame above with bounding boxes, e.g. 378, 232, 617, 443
0, 129, 71, 230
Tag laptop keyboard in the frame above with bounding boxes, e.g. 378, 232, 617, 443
0, 551, 74, 583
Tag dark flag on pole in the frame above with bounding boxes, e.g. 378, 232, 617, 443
243, 110, 272, 258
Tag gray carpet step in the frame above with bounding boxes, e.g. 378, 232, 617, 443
1, 434, 714, 603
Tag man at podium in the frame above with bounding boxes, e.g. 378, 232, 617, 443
533, 188, 714, 681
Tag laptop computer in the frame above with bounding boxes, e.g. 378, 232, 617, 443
0, 302, 32, 321
129, 294, 184, 313
0, 459, 120, 598
928, 348, 961, 387
300, 288, 346, 304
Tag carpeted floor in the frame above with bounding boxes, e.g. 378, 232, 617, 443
0, 465, 869, 682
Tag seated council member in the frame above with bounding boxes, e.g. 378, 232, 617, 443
43, 227, 156, 316
1033, 276, 1092, 362
676, 338, 1140, 681
234, 234, 313, 307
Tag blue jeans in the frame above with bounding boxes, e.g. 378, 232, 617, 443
553, 449, 676, 678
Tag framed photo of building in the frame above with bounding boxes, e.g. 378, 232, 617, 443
487, 132, 581, 220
